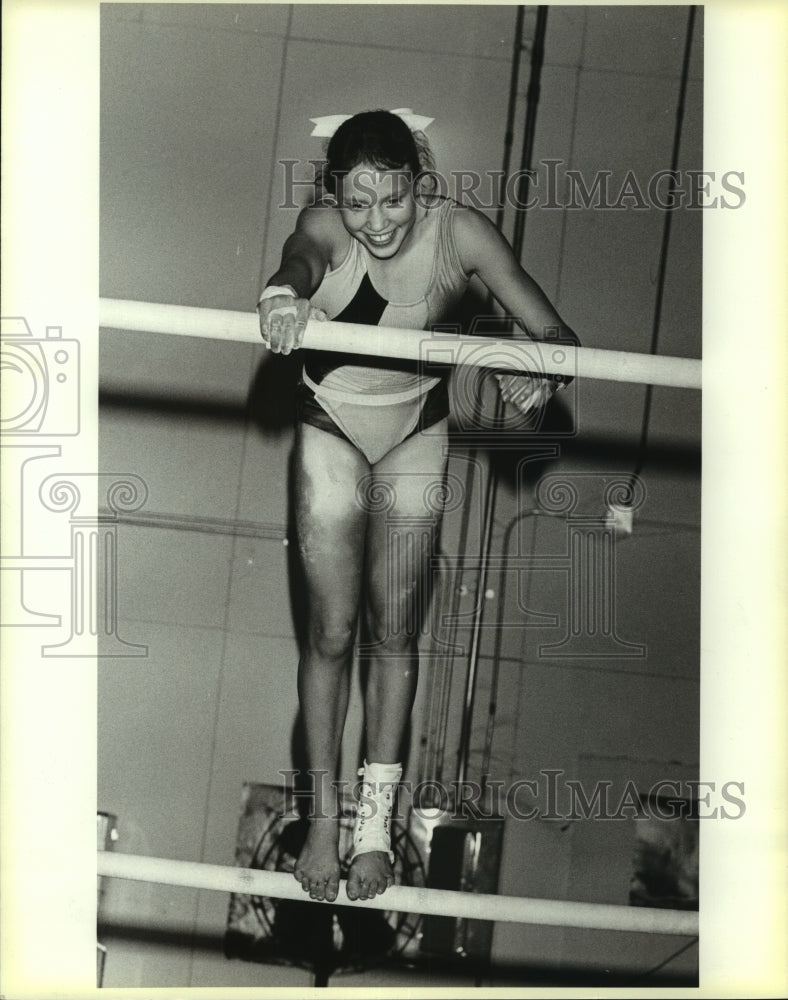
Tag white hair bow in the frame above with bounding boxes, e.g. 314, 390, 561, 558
309, 108, 434, 138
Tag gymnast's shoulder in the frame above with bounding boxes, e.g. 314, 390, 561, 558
287, 199, 348, 254
439, 198, 512, 275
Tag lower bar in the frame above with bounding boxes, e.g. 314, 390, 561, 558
97, 852, 698, 936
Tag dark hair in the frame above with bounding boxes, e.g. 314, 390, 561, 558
320, 110, 435, 196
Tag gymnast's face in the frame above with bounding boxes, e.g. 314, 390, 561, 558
337, 164, 419, 259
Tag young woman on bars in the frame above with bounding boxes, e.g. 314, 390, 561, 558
258, 110, 578, 903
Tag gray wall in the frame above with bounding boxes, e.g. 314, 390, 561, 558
98, 4, 701, 987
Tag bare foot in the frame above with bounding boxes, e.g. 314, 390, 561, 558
293, 820, 341, 902
346, 850, 394, 901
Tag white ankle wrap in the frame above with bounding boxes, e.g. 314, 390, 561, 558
351, 760, 402, 864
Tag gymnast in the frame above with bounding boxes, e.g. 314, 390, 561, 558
258, 109, 578, 903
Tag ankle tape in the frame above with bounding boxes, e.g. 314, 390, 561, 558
351, 760, 402, 864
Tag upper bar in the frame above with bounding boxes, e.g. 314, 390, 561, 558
97, 851, 699, 937
99, 297, 702, 389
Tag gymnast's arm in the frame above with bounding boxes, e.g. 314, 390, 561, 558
452, 205, 579, 410
257, 206, 336, 354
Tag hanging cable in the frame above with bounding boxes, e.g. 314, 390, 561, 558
630, 5, 697, 487
456, 5, 550, 788
480, 507, 566, 786
510, 6, 549, 264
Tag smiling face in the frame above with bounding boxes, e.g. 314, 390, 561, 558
337, 164, 419, 259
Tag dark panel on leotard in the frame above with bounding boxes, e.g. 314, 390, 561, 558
304, 273, 419, 382
334, 271, 388, 326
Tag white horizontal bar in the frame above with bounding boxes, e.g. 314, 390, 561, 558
98, 852, 699, 936
99, 297, 701, 390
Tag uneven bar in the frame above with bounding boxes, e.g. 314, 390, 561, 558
99, 297, 702, 389
98, 852, 699, 936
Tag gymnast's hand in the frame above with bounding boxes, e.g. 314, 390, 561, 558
258, 287, 327, 355
495, 372, 559, 416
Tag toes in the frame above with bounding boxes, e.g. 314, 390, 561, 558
372, 875, 392, 896
347, 854, 394, 900
347, 870, 368, 900
325, 875, 340, 903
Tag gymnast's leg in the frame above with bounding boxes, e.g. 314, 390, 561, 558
292, 421, 368, 902
347, 418, 449, 900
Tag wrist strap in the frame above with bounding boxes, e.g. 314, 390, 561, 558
258, 284, 297, 305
